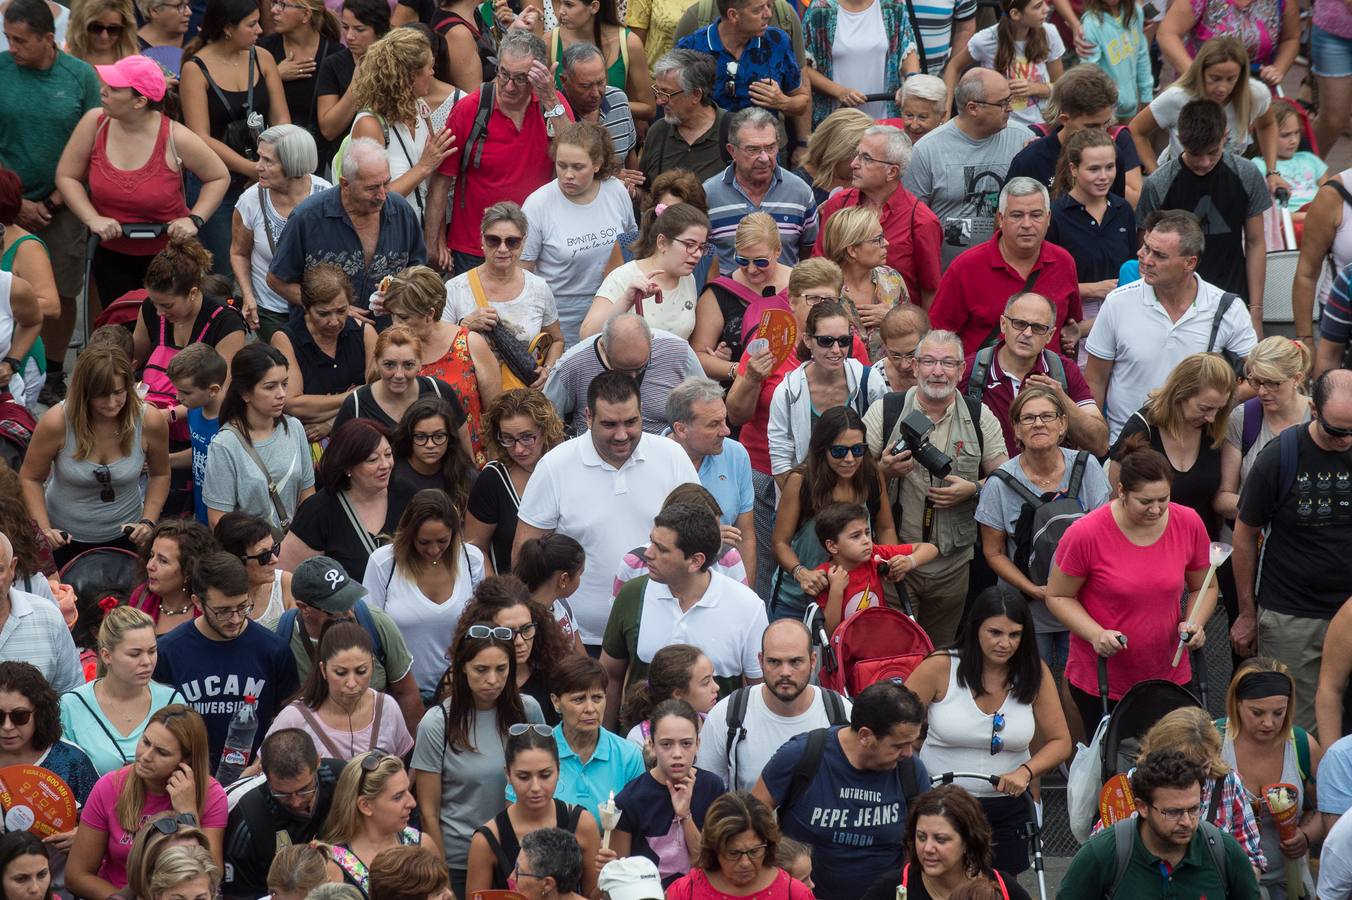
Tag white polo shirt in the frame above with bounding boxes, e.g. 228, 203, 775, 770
634, 571, 768, 678
1085, 274, 1258, 442
516, 433, 699, 644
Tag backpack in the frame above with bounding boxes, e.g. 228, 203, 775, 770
1206, 292, 1246, 378
458, 82, 498, 210
278, 601, 385, 662
1239, 396, 1266, 458
723, 686, 847, 790
1106, 819, 1229, 899
779, 727, 922, 818
965, 346, 1068, 407
989, 450, 1091, 587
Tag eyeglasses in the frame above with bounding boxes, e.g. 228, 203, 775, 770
412, 431, 450, 446
467, 624, 515, 641
496, 431, 539, 449
916, 356, 962, 371
268, 777, 320, 803
497, 68, 532, 87
828, 443, 867, 459
269, 0, 306, 8
1247, 376, 1286, 392
801, 293, 839, 305
380, 359, 420, 373
811, 334, 852, 349
0, 709, 33, 728
853, 151, 898, 167
1003, 315, 1053, 336
157, 1, 191, 10
86, 22, 125, 34
885, 349, 917, 366
242, 544, 280, 565
1151, 803, 1203, 822
95, 465, 115, 503
735, 254, 773, 269
149, 813, 200, 835
483, 234, 523, 250
671, 236, 710, 256
508, 723, 554, 737
205, 601, 254, 620
1320, 417, 1352, 439
1016, 412, 1063, 426
989, 711, 1005, 755
499, 622, 537, 641
721, 844, 768, 862
858, 233, 886, 247
971, 94, 1014, 110
609, 363, 647, 383
652, 85, 685, 102
734, 143, 778, 160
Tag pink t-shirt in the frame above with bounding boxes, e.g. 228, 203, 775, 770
1054, 502, 1209, 701
80, 767, 229, 888
265, 691, 415, 760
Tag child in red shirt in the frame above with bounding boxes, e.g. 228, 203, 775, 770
812, 502, 938, 635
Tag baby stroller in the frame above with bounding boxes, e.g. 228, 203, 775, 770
59, 546, 140, 649
806, 603, 934, 697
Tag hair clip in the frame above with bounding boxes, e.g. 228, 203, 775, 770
99, 596, 120, 612
654, 203, 669, 217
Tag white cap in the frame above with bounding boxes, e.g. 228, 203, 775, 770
598, 857, 663, 900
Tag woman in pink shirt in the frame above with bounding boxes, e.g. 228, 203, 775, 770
1046, 439, 1219, 737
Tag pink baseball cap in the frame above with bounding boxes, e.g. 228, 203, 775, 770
95, 55, 168, 102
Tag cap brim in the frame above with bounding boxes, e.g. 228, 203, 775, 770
604, 885, 664, 900
93, 65, 133, 89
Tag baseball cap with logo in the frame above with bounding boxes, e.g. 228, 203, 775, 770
598, 857, 663, 900
292, 556, 366, 613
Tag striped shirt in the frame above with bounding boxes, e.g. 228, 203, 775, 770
595, 86, 638, 160
912, 0, 978, 74
703, 165, 820, 275
1321, 261, 1352, 346
0, 589, 82, 693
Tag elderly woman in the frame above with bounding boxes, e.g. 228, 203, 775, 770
820, 206, 907, 362
802, 0, 918, 127
665, 792, 811, 900
136, 0, 191, 74
889, 73, 947, 144
1157, 0, 1301, 88
232, 125, 331, 341
257, 0, 343, 152
55, 54, 228, 311
443, 203, 565, 391
800, 108, 873, 204
271, 263, 376, 443
67, 0, 138, 66
512, 829, 590, 900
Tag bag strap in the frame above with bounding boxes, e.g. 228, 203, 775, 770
1107, 818, 1135, 899
1208, 293, 1240, 354
477, 820, 515, 884
724, 685, 751, 788
781, 727, 829, 814
368, 691, 384, 751
1042, 348, 1068, 390
467, 267, 490, 310
967, 346, 996, 405
880, 391, 906, 447
1198, 821, 1229, 886
352, 602, 385, 660
388, 122, 425, 216
902, 0, 927, 72
244, 47, 256, 117
337, 490, 381, 557
989, 467, 1043, 506
190, 56, 235, 115
1204, 775, 1224, 825
224, 424, 291, 528
293, 702, 347, 757
61, 689, 130, 765
1240, 397, 1265, 458
260, 189, 278, 254
821, 688, 848, 725
964, 394, 986, 458
1067, 450, 1090, 496
853, 364, 872, 418
195, 304, 225, 343
1326, 178, 1352, 209
458, 81, 496, 207
1276, 423, 1301, 508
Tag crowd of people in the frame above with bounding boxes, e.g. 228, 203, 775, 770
7, 0, 1352, 895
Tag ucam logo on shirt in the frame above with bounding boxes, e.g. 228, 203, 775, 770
177, 675, 268, 715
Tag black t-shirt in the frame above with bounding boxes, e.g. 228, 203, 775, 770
467, 460, 520, 573
1159, 161, 1252, 300
521, 667, 559, 725
389, 456, 450, 504
331, 377, 466, 433
289, 488, 401, 581
140, 295, 247, 353
398, 0, 439, 24
859, 868, 1031, 900
1238, 424, 1352, 618
1112, 409, 1223, 538
315, 48, 355, 100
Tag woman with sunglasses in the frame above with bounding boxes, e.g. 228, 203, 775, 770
128, 519, 218, 635
67, 704, 228, 899
466, 724, 600, 895
215, 512, 295, 630
411, 621, 545, 900
444, 204, 565, 392
323, 751, 431, 894
124, 811, 213, 900
68, 0, 138, 66
819, 207, 907, 363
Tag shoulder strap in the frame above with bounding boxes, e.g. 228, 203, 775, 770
477, 820, 515, 884
1208, 293, 1239, 353
1042, 349, 1068, 390
1205, 775, 1224, 825
467, 267, 490, 310
854, 364, 872, 418
224, 424, 291, 528
1198, 821, 1229, 886
1326, 179, 1352, 208
881, 391, 906, 447
781, 728, 829, 814
245, 47, 256, 115
619, 26, 629, 69
724, 686, 751, 787
351, 602, 385, 660
964, 394, 986, 457
821, 688, 848, 725
967, 346, 995, 404
989, 467, 1043, 505
992, 870, 1011, 900
458, 82, 496, 207
195, 304, 225, 342
190, 56, 235, 113
1240, 397, 1265, 458
368, 691, 385, 751
279, 606, 300, 641
337, 490, 381, 557
1067, 450, 1090, 496
293, 703, 347, 757
260, 188, 278, 254
1295, 726, 1311, 783
61, 689, 130, 765
1277, 423, 1301, 506
898, 755, 919, 807
902, 0, 926, 72
1107, 818, 1136, 900
558, 798, 583, 830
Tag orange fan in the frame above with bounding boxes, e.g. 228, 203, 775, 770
0, 765, 77, 837
758, 309, 798, 368
1098, 773, 1136, 827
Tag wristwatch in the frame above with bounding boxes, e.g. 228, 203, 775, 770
188, 213, 205, 230
41, 198, 58, 216
542, 103, 566, 119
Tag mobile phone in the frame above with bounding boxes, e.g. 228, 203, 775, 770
1142, 2, 1160, 17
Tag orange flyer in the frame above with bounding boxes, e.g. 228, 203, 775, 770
0, 765, 77, 837
759, 309, 798, 368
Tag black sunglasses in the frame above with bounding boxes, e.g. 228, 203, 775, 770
86, 22, 124, 34
828, 443, 868, 460
484, 234, 523, 250
95, 465, 115, 503
150, 813, 199, 835
1321, 417, 1352, 439
242, 544, 280, 565
0, 709, 33, 728
811, 334, 853, 349
356, 751, 390, 795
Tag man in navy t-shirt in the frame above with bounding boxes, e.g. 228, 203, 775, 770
155, 552, 299, 761
752, 681, 928, 900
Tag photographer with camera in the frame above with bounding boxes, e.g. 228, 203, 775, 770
862, 330, 1007, 647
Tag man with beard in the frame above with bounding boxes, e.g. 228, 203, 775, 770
862, 330, 1007, 646
641, 50, 728, 185
1059, 749, 1259, 898
696, 619, 853, 792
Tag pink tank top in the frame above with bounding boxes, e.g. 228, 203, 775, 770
88, 113, 190, 255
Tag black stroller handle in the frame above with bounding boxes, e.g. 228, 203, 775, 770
930, 772, 1048, 900
932, 771, 1000, 788
84, 223, 172, 261
862, 91, 896, 102
1096, 634, 1129, 717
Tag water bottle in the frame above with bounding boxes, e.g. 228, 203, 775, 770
215, 696, 258, 786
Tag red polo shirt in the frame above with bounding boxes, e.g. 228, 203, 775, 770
437, 90, 573, 254
957, 343, 1097, 455
930, 235, 1082, 356
813, 185, 943, 304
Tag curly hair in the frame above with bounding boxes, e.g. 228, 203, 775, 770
482, 389, 566, 465
0, 662, 61, 752
550, 121, 620, 181
67, 0, 138, 62
352, 27, 431, 126
0, 462, 46, 581
136, 519, 220, 594
457, 574, 570, 687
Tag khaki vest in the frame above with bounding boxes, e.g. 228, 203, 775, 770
885, 388, 984, 557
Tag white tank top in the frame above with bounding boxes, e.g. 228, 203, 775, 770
253, 570, 286, 631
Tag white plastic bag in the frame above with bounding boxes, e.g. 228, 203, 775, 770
1067, 712, 1110, 843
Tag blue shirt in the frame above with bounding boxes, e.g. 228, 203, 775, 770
505, 724, 645, 823
676, 19, 801, 112
60, 681, 184, 776
188, 407, 221, 524
698, 438, 755, 527
615, 768, 726, 884
1047, 193, 1138, 283
38, 739, 99, 809
703, 165, 819, 274
1319, 734, 1352, 815
1006, 126, 1141, 200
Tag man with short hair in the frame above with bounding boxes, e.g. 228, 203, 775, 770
872, 305, 929, 394
1058, 749, 1259, 899
903, 68, 1030, 266
1085, 211, 1258, 442
268, 138, 425, 321
697, 619, 853, 791
155, 552, 299, 760
1231, 369, 1352, 732
223, 729, 344, 900
814, 125, 942, 307
0, 532, 80, 692
667, 376, 756, 576
545, 314, 704, 435
958, 291, 1107, 456
278, 556, 422, 733
560, 42, 637, 166
600, 502, 767, 729
752, 680, 929, 900
675, 0, 807, 116
514, 371, 699, 649
0, 0, 101, 403
703, 107, 818, 274
641, 50, 729, 185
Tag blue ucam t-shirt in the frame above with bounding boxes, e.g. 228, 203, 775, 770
761, 726, 928, 900
188, 407, 221, 524
154, 621, 299, 761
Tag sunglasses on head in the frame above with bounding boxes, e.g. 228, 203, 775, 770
467, 624, 515, 641
150, 813, 199, 835
734, 254, 772, 269
811, 334, 852, 349
0, 709, 32, 728
356, 751, 391, 794
828, 443, 868, 459
508, 723, 554, 737
242, 544, 280, 565
484, 234, 523, 250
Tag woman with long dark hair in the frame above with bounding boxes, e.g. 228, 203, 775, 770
0, 832, 54, 900
546, 0, 651, 120
214, 512, 295, 629
390, 397, 475, 516
315, 0, 392, 148
257, 0, 343, 153
513, 534, 586, 656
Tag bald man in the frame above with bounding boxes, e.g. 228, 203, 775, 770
0, 531, 81, 691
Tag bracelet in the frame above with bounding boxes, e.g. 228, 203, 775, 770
728, 363, 737, 382
42, 198, 58, 215
1019, 763, 1034, 780
188, 213, 205, 230
139, 518, 155, 527
791, 564, 805, 579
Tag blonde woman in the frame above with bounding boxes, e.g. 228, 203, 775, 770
819, 205, 907, 362
257, 0, 343, 143
146, 845, 221, 900
68, 0, 138, 65
801, 109, 873, 201
60, 606, 185, 776
349, 29, 455, 227
323, 751, 433, 894
267, 841, 342, 900
124, 811, 213, 900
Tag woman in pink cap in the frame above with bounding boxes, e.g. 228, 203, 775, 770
55, 54, 228, 312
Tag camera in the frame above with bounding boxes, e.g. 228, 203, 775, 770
890, 409, 953, 479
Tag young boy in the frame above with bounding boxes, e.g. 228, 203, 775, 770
812, 502, 938, 635
165, 342, 226, 525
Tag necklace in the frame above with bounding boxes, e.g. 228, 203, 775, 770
160, 598, 192, 616
97, 680, 149, 725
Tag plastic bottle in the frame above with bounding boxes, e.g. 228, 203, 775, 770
215, 695, 258, 785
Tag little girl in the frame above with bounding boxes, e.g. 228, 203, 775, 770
1079, 0, 1153, 121
1255, 103, 1327, 217
947, 0, 1065, 129
620, 644, 721, 744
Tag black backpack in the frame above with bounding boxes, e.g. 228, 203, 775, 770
989, 450, 1091, 586
780, 727, 922, 816
723, 686, 847, 789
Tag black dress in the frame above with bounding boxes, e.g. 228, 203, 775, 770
474, 799, 583, 889
259, 32, 342, 168
1111, 409, 1224, 538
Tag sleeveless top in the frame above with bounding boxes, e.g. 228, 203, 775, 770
254, 569, 286, 630
707, 278, 757, 384
190, 52, 271, 187
433, 7, 498, 82
46, 402, 147, 543
283, 317, 367, 397
475, 799, 584, 889
420, 326, 486, 468
331, 828, 421, 893
1324, 170, 1352, 308
1220, 731, 1316, 894
0, 236, 45, 406
551, 27, 629, 90
87, 113, 189, 255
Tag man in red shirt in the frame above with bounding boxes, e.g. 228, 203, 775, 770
929, 176, 1082, 356
423, 30, 572, 274
813, 124, 942, 308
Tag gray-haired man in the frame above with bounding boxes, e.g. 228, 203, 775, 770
641, 50, 729, 184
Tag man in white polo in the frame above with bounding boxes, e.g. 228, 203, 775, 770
514, 371, 699, 651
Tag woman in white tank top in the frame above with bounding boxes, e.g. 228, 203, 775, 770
214, 511, 295, 631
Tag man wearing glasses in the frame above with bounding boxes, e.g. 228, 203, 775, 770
224, 729, 344, 900
155, 552, 299, 761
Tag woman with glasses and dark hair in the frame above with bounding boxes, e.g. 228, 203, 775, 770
389, 397, 475, 517
466, 723, 600, 895
411, 621, 545, 900
322, 751, 431, 893
465, 389, 566, 574
0, 831, 54, 900
214, 512, 295, 629
665, 791, 811, 900
128, 519, 219, 634
281, 419, 398, 582
266, 621, 414, 761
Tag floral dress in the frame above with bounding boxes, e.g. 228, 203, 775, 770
841, 265, 907, 362
1187, 0, 1283, 66
330, 828, 422, 894
421, 326, 486, 468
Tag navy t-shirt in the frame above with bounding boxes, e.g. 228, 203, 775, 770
761, 726, 928, 900
154, 621, 299, 760
615, 768, 726, 885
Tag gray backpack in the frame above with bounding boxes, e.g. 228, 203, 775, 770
989, 451, 1090, 586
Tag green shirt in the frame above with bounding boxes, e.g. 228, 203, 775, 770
0, 51, 100, 199
281, 604, 415, 692
1057, 820, 1260, 900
